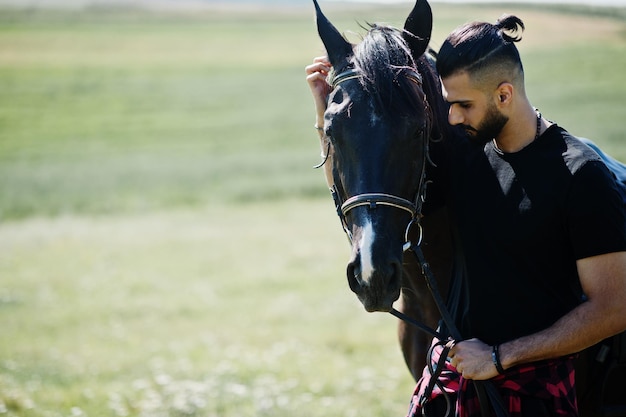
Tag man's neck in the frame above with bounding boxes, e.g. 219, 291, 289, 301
494, 107, 544, 153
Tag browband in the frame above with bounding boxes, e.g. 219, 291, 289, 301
330, 68, 423, 89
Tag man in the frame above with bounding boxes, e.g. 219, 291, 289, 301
306, 14, 626, 417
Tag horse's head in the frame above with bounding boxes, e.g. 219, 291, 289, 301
313, 0, 435, 312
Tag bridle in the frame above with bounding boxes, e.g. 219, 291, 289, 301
326, 64, 451, 345
324, 67, 429, 252
318, 67, 511, 417
337, 191, 426, 254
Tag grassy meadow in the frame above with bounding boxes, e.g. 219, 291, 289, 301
1, 2, 625, 416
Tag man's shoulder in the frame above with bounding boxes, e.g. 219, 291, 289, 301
543, 125, 603, 175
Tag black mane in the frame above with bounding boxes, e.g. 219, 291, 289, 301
352, 25, 422, 117
352, 24, 452, 143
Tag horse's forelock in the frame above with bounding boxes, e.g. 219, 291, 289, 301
348, 23, 453, 147
352, 25, 425, 118
354, 24, 416, 79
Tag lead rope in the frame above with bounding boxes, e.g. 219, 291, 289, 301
403, 242, 510, 417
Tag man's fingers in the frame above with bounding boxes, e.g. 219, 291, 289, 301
305, 62, 331, 76
313, 55, 331, 65
306, 71, 328, 83
306, 56, 331, 75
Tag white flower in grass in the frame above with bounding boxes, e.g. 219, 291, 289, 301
70, 407, 84, 417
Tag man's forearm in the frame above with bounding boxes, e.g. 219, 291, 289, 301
500, 297, 626, 370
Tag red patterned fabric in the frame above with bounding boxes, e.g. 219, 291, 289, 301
406, 342, 578, 417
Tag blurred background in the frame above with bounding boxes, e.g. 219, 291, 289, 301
1, 1, 624, 416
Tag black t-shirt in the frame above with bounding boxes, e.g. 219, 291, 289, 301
426, 125, 626, 345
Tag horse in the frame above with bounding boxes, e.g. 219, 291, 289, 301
311, 0, 626, 416
312, 0, 455, 381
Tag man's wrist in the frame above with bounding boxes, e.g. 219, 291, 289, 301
315, 117, 325, 134
491, 344, 505, 374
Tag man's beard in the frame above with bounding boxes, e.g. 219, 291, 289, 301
462, 103, 509, 145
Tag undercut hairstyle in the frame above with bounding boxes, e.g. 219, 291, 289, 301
436, 15, 526, 89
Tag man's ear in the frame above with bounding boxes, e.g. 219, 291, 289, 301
495, 82, 514, 107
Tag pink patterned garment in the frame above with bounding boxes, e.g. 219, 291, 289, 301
406, 342, 578, 417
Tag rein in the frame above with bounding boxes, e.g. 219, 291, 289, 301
324, 67, 510, 417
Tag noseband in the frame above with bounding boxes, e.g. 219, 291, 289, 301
339, 192, 424, 251
326, 67, 429, 250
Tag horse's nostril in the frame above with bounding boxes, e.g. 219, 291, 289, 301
347, 261, 363, 294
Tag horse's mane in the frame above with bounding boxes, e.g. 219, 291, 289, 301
351, 24, 451, 143
415, 50, 453, 144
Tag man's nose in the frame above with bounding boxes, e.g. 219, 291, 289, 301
448, 106, 464, 126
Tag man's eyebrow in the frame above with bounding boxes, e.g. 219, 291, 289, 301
446, 99, 472, 105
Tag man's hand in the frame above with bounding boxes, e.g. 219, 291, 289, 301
305, 56, 332, 124
449, 338, 500, 380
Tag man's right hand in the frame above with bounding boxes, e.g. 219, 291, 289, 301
305, 56, 332, 125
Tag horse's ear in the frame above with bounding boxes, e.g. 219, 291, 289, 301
403, 0, 433, 59
313, 0, 352, 67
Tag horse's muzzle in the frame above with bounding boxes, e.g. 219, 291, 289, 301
346, 254, 402, 312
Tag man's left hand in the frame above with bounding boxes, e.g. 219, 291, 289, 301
449, 338, 500, 380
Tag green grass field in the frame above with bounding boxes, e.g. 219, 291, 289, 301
1, 2, 625, 416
